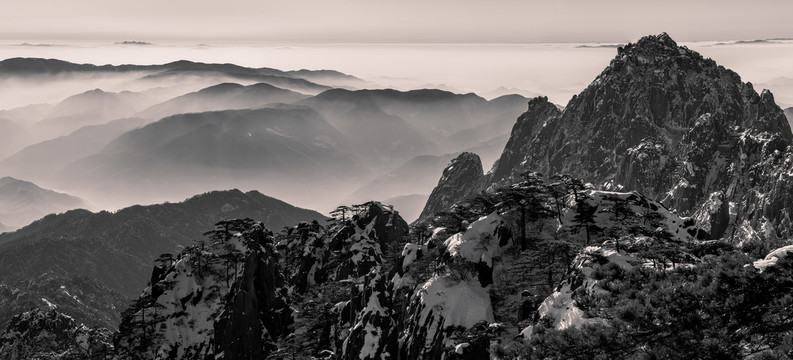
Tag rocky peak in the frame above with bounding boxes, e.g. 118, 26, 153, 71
489, 96, 562, 183
618, 32, 681, 58
477, 33, 791, 241
418, 152, 484, 222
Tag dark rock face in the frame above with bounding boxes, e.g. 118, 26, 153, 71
418, 152, 485, 222
214, 240, 292, 359
112, 219, 293, 360
339, 271, 398, 360
483, 33, 792, 242
489, 96, 562, 183
271, 201, 409, 359
517, 33, 789, 186
0, 308, 112, 359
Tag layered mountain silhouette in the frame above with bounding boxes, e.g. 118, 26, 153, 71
35, 89, 155, 134
135, 82, 308, 120
3, 33, 793, 360
0, 117, 150, 180
60, 106, 364, 208
0, 118, 32, 159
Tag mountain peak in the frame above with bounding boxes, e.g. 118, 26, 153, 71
417, 152, 484, 222
613, 32, 701, 65
637, 32, 677, 48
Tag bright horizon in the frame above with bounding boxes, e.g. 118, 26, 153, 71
3, 39, 793, 109
3, 1, 793, 44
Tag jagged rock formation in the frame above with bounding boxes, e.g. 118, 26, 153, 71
110, 202, 409, 359
397, 187, 701, 358
418, 33, 791, 245
506, 33, 790, 184
0, 308, 112, 359
112, 219, 292, 359
418, 152, 484, 222
489, 96, 562, 183
274, 201, 409, 359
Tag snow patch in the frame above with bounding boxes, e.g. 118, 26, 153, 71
753, 245, 793, 272
418, 276, 494, 329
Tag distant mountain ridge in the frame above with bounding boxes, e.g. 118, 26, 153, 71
0, 176, 86, 230
135, 82, 309, 120
0, 189, 325, 330
0, 58, 349, 95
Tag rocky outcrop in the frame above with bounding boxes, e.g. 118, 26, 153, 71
481, 33, 792, 243
489, 96, 562, 183
112, 219, 292, 359
418, 152, 485, 222
0, 308, 112, 359
269, 201, 410, 359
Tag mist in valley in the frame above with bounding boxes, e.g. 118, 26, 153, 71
1, 39, 793, 228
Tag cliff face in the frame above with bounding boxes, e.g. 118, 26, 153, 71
489, 96, 562, 183
112, 219, 292, 359
274, 201, 409, 359
418, 152, 484, 223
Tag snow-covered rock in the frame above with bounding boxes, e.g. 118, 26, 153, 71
0, 307, 112, 359
112, 219, 292, 360
753, 245, 793, 272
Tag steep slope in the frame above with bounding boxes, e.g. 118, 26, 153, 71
0, 177, 86, 230
489, 96, 562, 182
136, 82, 309, 120
418, 152, 484, 222
0, 190, 325, 330
785, 106, 793, 131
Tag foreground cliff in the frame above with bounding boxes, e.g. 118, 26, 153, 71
112, 218, 291, 359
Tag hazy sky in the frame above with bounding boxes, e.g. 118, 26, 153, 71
3, 0, 792, 43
